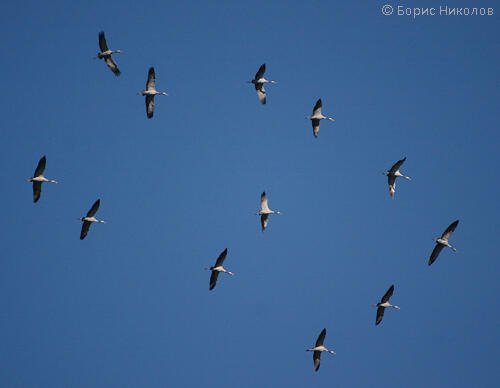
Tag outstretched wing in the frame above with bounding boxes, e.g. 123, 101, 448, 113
255, 83, 266, 104
260, 214, 269, 232
105, 56, 120, 76
86, 199, 100, 217
388, 175, 396, 199
33, 181, 42, 203
312, 99, 322, 116
255, 63, 266, 80
376, 306, 385, 325
313, 351, 321, 371
315, 328, 326, 347
441, 220, 459, 241
34, 156, 46, 177
98, 31, 109, 52
389, 157, 406, 174
146, 67, 156, 91
381, 285, 394, 303
80, 221, 91, 240
209, 271, 219, 290
312, 119, 320, 138
428, 243, 444, 266
214, 248, 228, 267
260, 192, 270, 212
146, 95, 155, 118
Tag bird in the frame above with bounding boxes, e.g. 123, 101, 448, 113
373, 285, 400, 325
255, 192, 281, 232
94, 31, 121, 76
382, 157, 411, 198
25, 156, 58, 203
204, 248, 234, 290
247, 64, 277, 104
77, 199, 106, 240
137, 67, 168, 118
305, 99, 335, 138
428, 220, 459, 266
306, 328, 336, 371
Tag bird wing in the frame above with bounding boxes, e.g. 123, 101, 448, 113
33, 181, 42, 203
315, 328, 326, 347
261, 214, 269, 232
255, 83, 266, 104
389, 157, 406, 174
260, 192, 270, 212
146, 67, 156, 91
86, 199, 100, 217
313, 351, 321, 371
209, 271, 219, 290
105, 56, 120, 76
381, 285, 394, 303
80, 221, 91, 240
441, 220, 459, 241
214, 248, 228, 267
98, 31, 109, 52
376, 306, 385, 325
388, 175, 396, 198
312, 119, 320, 138
146, 95, 155, 118
255, 63, 266, 80
312, 99, 322, 116
34, 156, 46, 177
428, 243, 444, 266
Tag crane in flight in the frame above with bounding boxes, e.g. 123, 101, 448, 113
306, 328, 336, 371
373, 284, 400, 325
94, 31, 122, 76
25, 156, 58, 203
248, 64, 277, 104
255, 192, 281, 232
204, 248, 234, 290
137, 67, 168, 118
77, 199, 106, 240
305, 99, 335, 138
428, 220, 459, 266
382, 157, 411, 198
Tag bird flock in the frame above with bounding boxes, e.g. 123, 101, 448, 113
24, 30, 462, 373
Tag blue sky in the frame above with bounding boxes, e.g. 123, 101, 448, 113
0, 1, 499, 387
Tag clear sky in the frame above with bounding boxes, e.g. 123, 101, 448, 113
0, 1, 499, 387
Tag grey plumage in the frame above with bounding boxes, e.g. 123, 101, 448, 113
428, 220, 459, 266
